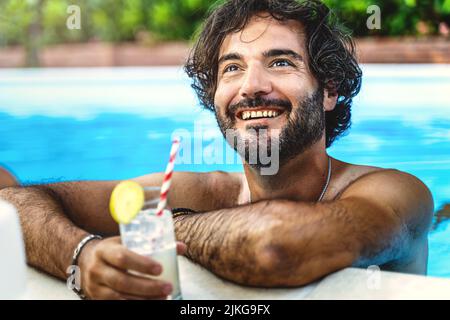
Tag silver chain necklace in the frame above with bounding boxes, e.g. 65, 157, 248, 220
248, 156, 332, 203
317, 156, 332, 202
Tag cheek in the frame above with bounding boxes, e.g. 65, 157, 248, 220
213, 93, 225, 118
214, 82, 239, 116
278, 78, 316, 105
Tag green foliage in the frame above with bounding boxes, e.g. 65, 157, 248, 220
0, 0, 34, 46
0, 0, 449, 47
323, 0, 450, 36
148, 0, 212, 40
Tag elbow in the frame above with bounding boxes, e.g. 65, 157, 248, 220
253, 242, 315, 287
253, 237, 356, 287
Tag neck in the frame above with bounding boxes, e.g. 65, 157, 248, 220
243, 141, 330, 203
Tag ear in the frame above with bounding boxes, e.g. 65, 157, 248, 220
323, 82, 338, 112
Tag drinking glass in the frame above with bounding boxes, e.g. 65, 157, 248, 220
119, 186, 182, 300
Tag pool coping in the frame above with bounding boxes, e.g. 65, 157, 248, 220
21, 263, 450, 300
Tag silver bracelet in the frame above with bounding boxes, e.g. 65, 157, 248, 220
68, 234, 103, 299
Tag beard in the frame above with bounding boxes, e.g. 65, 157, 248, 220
215, 89, 326, 169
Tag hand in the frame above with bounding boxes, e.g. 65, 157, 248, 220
77, 236, 187, 300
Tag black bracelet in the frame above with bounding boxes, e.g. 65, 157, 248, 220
172, 208, 197, 219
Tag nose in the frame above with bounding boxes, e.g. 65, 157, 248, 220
238, 64, 272, 99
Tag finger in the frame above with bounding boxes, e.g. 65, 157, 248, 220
92, 285, 124, 300
100, 266, 173, 298
151, 296, 172, 300
100, 244, 163, 276
176, 242, 187, 255
93, 285, 154, 300
120, 294, 169, 300
117, 293, 148, 300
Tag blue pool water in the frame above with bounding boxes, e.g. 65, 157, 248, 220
0, 65, 449, 277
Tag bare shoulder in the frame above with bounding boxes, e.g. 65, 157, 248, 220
341, 167, 433, 209
332, 160, 432, 204
192, 170, 244, 210
337, 163, 434, 237
134, 171, 243, 212
207, 171, 246, 208
328, 160, 383, 198
0, 167, 19, 189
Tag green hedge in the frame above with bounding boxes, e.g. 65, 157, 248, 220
1, 0, 449, 47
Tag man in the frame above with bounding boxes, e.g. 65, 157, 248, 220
0, 0, 433, 300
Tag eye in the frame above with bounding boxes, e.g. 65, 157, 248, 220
271, 59, 294, 68
223, 64, 239, 73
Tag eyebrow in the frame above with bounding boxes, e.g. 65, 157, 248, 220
263, 49, 303, 61
218, 48, 303, 67
218, 53, 242, 66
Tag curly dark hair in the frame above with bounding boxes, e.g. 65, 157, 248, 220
184, 0, 362, 148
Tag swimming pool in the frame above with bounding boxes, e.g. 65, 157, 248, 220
0, 65, 449, 277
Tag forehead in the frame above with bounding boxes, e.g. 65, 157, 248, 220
219, 14, 305, 58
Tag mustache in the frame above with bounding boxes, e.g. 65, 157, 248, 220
227, 97, 292, 117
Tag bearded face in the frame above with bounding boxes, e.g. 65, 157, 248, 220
215, 89, 325, 169
213, 15, 332, 172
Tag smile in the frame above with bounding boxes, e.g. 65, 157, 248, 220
236, 108, 285, 121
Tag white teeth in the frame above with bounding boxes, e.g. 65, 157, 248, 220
240, 109, 282, 120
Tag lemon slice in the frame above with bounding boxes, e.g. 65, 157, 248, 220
110, 181, 145, 224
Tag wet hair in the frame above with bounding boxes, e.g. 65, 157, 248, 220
184, 0, 362, 148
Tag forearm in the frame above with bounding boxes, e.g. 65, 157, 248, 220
174, 200, 277, 286
174, 198, 399, 287
175, 200, 352, 287
0, 186, 90, 279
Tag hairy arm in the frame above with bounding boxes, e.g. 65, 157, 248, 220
174, 170, 434, 286
0, 185, 91, 279
0, 172, 226, 279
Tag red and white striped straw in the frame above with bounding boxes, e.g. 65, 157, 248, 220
156, 138, 180, 216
